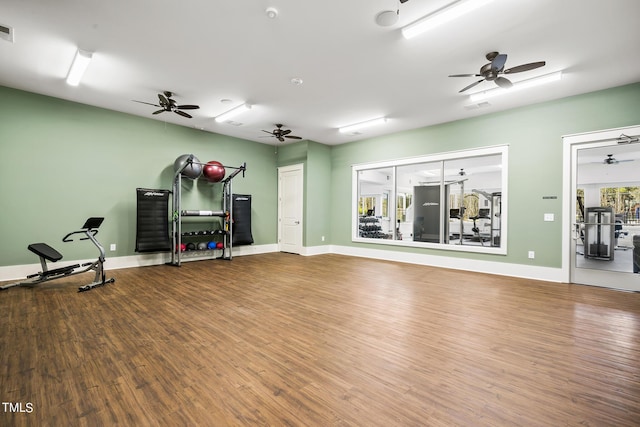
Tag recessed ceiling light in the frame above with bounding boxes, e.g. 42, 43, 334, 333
401, 0, 494, 39
339, 117, 387, 134
66, 49, 93, 86
220, 98, 232, 104
214, 103, 252, 123
469, 71, 563, 102
290, 77, 303, 86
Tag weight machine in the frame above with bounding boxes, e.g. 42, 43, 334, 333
1, 217, 115, 292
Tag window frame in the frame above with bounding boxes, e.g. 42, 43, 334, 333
351, 145, 509, 255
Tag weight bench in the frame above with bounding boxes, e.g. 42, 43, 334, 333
1, 217, 115, 292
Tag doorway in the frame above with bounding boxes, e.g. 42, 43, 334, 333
564, 125, 640, 291
278, 164, 304, 254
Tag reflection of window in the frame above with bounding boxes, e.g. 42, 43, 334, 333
352, 146, 508, 254
396, 193, 411, 222
358, 195, 377, 216
600, 186, 640, 223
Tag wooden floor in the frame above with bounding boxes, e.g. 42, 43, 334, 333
1, 253, 639, 426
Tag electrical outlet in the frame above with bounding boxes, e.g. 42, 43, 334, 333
321, 236, 325, 242
528, 251, 535, 259
110, 244, 116, 251
544, 213, 554, 222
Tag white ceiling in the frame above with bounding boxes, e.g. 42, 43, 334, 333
1, 0, 639, 146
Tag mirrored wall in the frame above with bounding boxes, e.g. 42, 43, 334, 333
353, 146, 508, 254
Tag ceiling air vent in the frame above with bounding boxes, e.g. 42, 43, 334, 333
0, 24, 13, 42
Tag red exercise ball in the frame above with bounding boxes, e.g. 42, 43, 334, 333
203, 161, 226, 183
216, 242, 224, 249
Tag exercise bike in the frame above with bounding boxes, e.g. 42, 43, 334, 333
1, 217, 115, 292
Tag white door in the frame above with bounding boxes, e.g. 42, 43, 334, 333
565, 125, 640, 291
278, 164, 304, 254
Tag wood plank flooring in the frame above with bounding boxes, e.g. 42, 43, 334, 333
1, 253, 639, 426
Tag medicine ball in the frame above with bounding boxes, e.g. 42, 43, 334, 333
197, 242, 207, 250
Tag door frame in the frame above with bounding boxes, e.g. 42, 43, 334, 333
562, 124, 640, 288
277, 163, 304, 254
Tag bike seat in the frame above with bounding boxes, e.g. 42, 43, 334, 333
28, 243, 63, 262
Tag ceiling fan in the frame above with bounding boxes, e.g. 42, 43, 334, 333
261, 124, 303, 142
603, 154, 633, 165
133, 91, 200, 118
449, 52, 546, 93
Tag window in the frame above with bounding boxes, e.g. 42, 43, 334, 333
352, 146, 508, 254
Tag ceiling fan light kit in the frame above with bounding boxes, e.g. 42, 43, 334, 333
339, 117, 387, 134
401, 0, 494, 39
66, 49, 93, 86
214, 103, 252, 123
469, 71, 562, 102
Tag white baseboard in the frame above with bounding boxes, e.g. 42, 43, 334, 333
330, 245, 565, 283
0, 243, 563, 283
0, 244, 279, 282
301, 245, 332, 256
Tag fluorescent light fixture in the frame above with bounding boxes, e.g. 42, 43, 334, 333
401, 0, 494, 39
339, 117, 387, 134
214, 103, 252, 123
66, 49, 93, 86
469, 71, 563, 102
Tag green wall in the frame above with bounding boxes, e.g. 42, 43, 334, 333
0, 86, 277, 266
330, 83, 640, 268
276, 140, 331, 247
2, 82, 639, 270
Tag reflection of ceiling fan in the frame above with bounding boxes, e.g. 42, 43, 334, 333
261, 124, 302, 142
449, 52, 546, 93
603, 154, 633, 165
133, 91, 200, 118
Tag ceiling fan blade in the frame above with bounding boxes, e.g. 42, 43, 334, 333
281, 129, 292, 136
459, 79, 484, 93
504, 61, 546, 74
176, 105, 200, 110
495, 77, 513, 89
158, 93, 169, 106
152, 109, 165, 115
285, 135, 302, 140
133, 100, 161, 107
491, 54, 507, 72
449, 74, 481, 77
278, 136, 285, 142
174, 110, 193, 119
